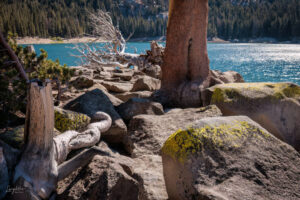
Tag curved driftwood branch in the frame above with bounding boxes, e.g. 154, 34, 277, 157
53, 111, 112, 164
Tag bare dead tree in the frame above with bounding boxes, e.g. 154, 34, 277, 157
71, 9, 145, 69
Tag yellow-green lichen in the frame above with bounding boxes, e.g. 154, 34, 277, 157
162, 121, 269, 164
210, 82, 300, 103
211, 88, 226, 104
54, 108, 91, 133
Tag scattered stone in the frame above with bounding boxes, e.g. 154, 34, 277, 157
131, 76, 161, 92
102, 81, 133, 93
142, 64, 162, 80
211, 70, 245, 84
70, 76, 94, 89
114, 91, 153, 102
116, 98, 164, 123
63, 89, 127, 144
128, 105, 222, 156
161, 116, 300, 200
112, 71, 134, 81
70, 66, 93, 77
54, 107, 91, 132
208, 82, 300, 151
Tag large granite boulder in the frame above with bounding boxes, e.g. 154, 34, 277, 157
57, 142, 168, 200
116, 98, 164, 123
161, 116, 300, 200
63, 89, 127, 144
128, 105, 222, 156
54, 107, 91, 132
208, 82, 300, 151
131, 76, 161, 92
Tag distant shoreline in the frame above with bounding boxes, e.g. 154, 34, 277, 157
16, 36, 107, 45
16, 36, 299, 45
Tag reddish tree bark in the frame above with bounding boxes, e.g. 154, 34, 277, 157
158, 0, 211, 107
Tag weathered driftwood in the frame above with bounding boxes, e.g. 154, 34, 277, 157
156, 0, 211, 108
11, 81, 112, 199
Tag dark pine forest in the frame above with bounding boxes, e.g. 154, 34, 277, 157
0, 0, 299, 40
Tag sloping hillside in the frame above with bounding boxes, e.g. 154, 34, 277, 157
0, 0, 299, 40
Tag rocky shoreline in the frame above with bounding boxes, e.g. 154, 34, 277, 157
1, 42, 299, 199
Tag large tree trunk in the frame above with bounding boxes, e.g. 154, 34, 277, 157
157, 0, 210, 107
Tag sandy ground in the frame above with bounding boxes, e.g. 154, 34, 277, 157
16, 37, 107, 44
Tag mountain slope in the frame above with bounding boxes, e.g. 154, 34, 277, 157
0, 0, 299, 40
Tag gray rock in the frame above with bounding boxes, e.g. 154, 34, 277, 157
128, 105, 222, 156
112, 71, 134, 81
142, 65, 162, 80
161, 116, 300, 200
102, 81, 133, 93
210, 70, 244, 84
114, 91, 153, 102
116, 98, 164, 123
57, 142, 168, 200
131, 76, 161, 92
63, 89, 127, 144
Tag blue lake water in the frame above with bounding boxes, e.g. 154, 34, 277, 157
29, 42, 300, 85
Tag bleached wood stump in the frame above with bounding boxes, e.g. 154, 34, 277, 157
13, 81, 58, 199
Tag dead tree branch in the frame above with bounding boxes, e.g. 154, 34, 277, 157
0, 30, 29, 82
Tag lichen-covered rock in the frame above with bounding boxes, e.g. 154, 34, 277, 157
116, 98, 164, 123
54, 107, 91, 132
161, 116, 300, 200
131, 76, 161, 92
208, 82, 300, 151
128, 105, 222, 156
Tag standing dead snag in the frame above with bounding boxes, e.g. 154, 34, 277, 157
156, 0, 211, 107
13, 81, 57, 199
